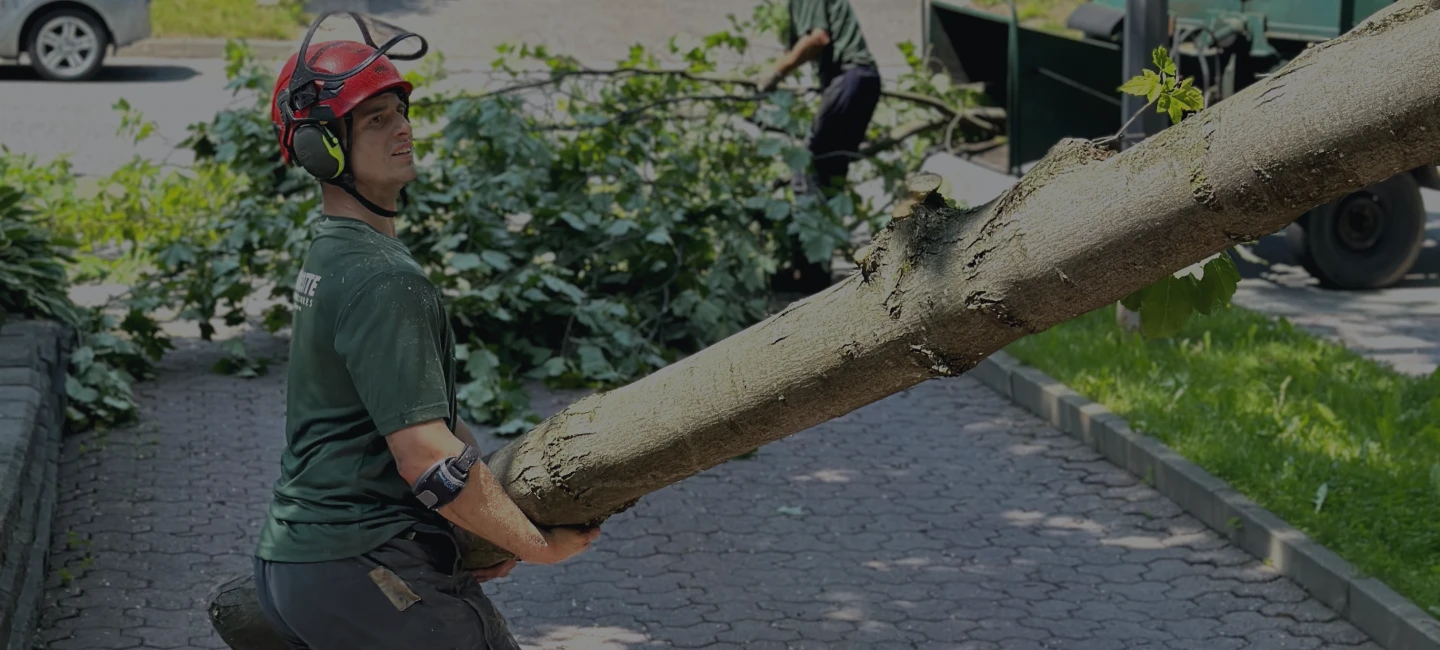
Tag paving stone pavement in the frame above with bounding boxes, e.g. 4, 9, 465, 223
32, 327, 1386, 650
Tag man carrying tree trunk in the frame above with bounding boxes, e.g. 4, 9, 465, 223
756, 0, 882, 293
252, 16, 600, 650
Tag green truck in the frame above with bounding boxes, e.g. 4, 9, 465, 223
923, 0, 1439, 290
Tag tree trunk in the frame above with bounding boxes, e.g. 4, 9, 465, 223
209, 2, 1440, 646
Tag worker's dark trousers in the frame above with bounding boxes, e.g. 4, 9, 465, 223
795, 63, 882, 198
252, 526, 521, 650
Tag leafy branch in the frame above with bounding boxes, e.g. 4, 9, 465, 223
1096, 46, 1207, 146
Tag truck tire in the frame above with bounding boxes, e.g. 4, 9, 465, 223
27, 8, 109, 81
1287, 172, 1426, 290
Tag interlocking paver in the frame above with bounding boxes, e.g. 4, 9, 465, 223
30, 328, 1386, 649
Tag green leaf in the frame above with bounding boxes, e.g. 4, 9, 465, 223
1175, 87, 1206, 112
559, 211, 589, 232
781, 146, 810, 170
1192, 254, 1240, 315
1120, 287, 1148, 312
66, 375, 99, 404
757, 138, 783, 156
540, 275, 586, 302
1118, 72, 1157, 97
71, 345, 95, 370
1146, 76, 1164, 103
481, 250, 512, 271
1204, 252, 1241, 306
1139, 275, 1196, 339
646, 227, 672, 245
577, 344, 614, 379
537, 356, 568, 378
765, 199, 790, 221
1168, 100, 1185, 125
494, 417, 534, 436
450, 252, 484, 271
1152, 46, 1175, 76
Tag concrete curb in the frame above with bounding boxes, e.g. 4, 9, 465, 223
115, 38, 298, 60
970, 350, 1440, 650
0, 320, 73, 650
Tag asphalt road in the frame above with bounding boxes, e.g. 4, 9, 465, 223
0, 0, 924, 178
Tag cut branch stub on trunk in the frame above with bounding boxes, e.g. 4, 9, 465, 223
208, 2, 1440, 647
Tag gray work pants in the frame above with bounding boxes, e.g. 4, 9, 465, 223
252, 526, 521, 650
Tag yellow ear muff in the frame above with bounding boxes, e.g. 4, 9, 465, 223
292, 123, 345, 180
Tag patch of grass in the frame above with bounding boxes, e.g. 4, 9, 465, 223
1006, 304, 1440, 615
150, 0, 309, 40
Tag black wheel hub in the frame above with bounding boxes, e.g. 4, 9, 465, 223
1334, 192, 1386, 251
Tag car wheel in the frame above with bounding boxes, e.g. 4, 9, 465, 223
28, 8, 109, 81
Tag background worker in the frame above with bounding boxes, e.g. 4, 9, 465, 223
756, 0, 882, 292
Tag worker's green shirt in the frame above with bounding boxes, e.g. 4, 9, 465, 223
788, 0, 876, 85
255, 215, 456, 563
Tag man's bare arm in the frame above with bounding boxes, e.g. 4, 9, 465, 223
771, 29, 831, 81
386, 420, 598, 565
453, 417, 480, 449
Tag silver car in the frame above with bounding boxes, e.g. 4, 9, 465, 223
0, 0, 150, 81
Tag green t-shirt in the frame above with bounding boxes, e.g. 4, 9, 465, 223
788, 0, 876, 85
255, 216, 457, 563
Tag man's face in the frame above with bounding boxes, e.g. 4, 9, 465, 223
346, 91, 416, 190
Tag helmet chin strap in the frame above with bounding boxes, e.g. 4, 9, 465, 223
324, 176, 400, 219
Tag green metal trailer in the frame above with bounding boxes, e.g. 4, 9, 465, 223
923, 0, 1439, 290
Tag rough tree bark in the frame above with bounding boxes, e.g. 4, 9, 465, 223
208, 2, 1440, 647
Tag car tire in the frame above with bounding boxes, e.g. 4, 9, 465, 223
27, 8, 109, 81
1287, 172, 1426, 290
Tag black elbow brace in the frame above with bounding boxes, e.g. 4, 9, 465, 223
411, 444, 481, 510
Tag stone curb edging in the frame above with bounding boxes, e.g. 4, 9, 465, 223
115, 38, 299, 60
0, 320, 74, 650
970, 350, 1440, 650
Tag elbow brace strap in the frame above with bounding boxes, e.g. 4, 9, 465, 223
411, 443, 481, 510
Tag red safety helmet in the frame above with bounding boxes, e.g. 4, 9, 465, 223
270, 39, 414, 167
270, 12, 427, 217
